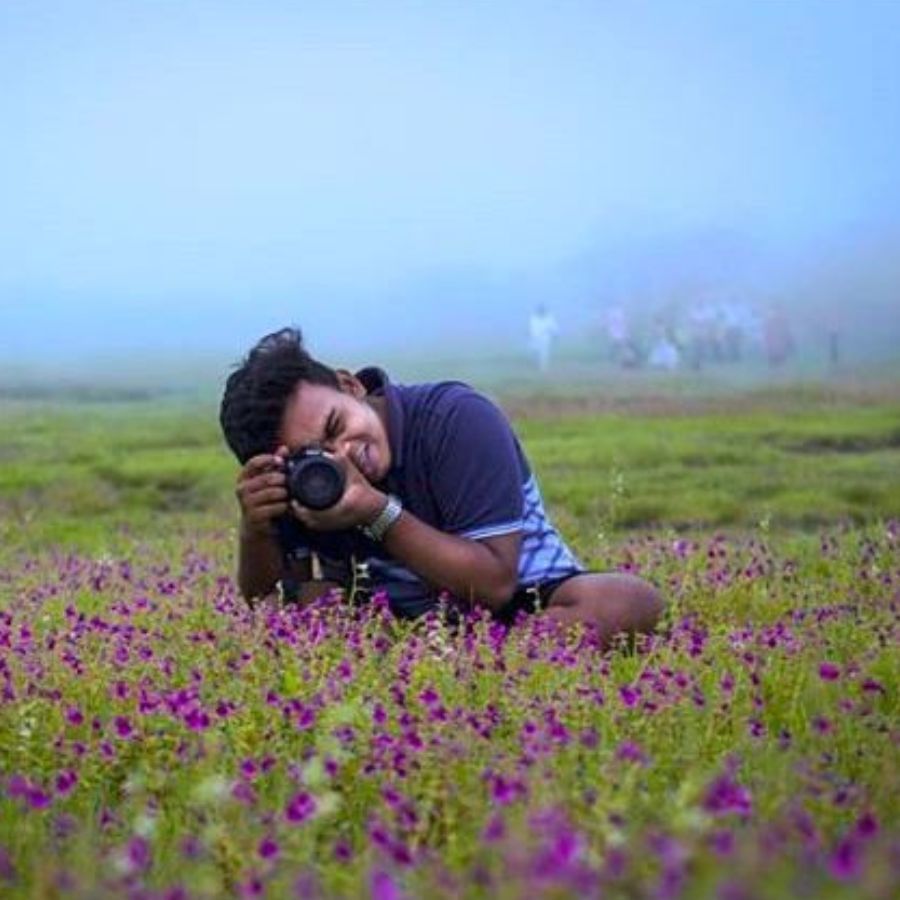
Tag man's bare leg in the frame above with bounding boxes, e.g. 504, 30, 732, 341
544, 573, 664, 647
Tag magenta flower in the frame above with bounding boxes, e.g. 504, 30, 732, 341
418, 687, 440, 706
184, 708, 210, 730
828, 838, 861, 881
370, 870, 402, 900
258, 836, 279, 860
619, 685, 640, 708
55, 771, 78, 795
818, 662, 841, 681
482, 813, 505, 842
855, 812, 879, 840
616, 740, 647, 766
238, 875, 264, 898
127, 836, 151, 872
487, 773, 526, 806
232, 781, 257, 806
285, 791, 316, 824
861, 678, 885, 694
702, 774, 752, 817
709, 829, 734, 856
333, 839, 352, 862
27, 787, 51, 810
114, 716, 133, 739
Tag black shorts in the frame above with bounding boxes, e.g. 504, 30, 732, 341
493, 571, 584, 625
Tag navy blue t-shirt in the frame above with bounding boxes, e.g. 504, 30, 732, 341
275, 368, 583, 617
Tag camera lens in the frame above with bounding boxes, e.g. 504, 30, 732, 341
288, 453, 345, 510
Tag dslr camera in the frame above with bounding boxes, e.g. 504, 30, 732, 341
284, 446, 346, 510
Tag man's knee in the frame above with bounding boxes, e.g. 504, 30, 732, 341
547, 573, 664, 635
627, 575, 665, 626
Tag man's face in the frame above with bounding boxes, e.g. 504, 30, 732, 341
278, 375, 392, 483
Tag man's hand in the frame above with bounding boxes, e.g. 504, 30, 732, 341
236, 447, 289, 537
291, 455, 386, 532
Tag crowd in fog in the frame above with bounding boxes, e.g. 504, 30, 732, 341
528, 297, 808, 373
604, 299, 796, 372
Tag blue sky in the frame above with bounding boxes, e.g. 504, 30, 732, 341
1, 0, 899, 357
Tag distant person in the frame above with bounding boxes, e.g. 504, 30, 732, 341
687, 300, 715, 370
605, 305, 644, 368
605, 305, 630, 364
764, 305, 795, 367
721, 300, 748, 362
219, 327, 663, 643
648, 332, 680, 371
528, 303, 559, 372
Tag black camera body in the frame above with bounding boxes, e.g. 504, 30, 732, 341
284, 446, 346, 510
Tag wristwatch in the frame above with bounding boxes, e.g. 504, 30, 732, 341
361, 494, 403, 542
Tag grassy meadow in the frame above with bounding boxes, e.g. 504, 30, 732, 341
0, 361, 898, 898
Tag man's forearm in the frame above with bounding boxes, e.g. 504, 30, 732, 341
237, 525, 283, 601
380, 511, 517, 609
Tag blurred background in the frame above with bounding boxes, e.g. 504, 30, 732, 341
1, 0, 899, 396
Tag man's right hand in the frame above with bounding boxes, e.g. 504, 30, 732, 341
236, 447, 289, 537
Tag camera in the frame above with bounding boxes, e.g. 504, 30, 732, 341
284, 446, 346, 510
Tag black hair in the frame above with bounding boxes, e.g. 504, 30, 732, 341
219, 327, 340, 463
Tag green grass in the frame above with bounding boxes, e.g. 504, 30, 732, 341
3, 386, 897, 554
0, 378, 897, 898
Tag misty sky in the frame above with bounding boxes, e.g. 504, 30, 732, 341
2, 0, 899, 358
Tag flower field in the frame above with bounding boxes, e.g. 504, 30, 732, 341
1, 523, 897, 898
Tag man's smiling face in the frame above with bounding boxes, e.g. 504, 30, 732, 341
278, 373, 392, 484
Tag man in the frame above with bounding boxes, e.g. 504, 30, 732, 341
528, 304, 559, 373
219, 328, 663, 645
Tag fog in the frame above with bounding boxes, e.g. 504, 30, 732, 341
1, 1, 899, 373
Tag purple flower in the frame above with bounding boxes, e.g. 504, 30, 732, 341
619, 685, 640, 708
112, 715, 133, 738
482, 813, 505, 842
616, 740, 647, 766
184, 708, 210, 731
26, 786, 51, 810
180, 836, 204, 860
855, 812, 879, 840
709, 829, 734, 856
0, 846, 16, 882
258, 836, 279, 860
828, 838, 861, 881
702, 774, 752, 817
418, 687, 439, 706
370, 870, 402, 900
232, 781, 257, 806
487, 773, 526, 806
333, 839, 352, 862
533, 828, 581, 878
55, 771, 78, 795
127, 836, 151, 872
818, 662, 841, 681
6, 774, 29, 799
238, 875, 264, 898
285, 791, 316, 824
